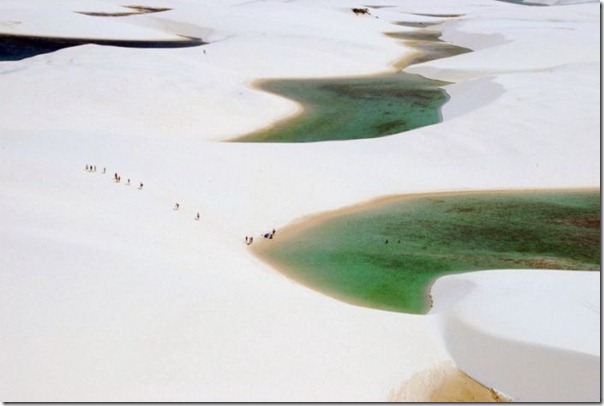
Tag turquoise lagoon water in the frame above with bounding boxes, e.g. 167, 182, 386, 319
257, 191, 601, 314
234, 72, 450, 143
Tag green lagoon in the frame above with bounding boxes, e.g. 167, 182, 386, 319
257, 190, 600, 314
234, 72, 450, 143
232, 28, 473, 143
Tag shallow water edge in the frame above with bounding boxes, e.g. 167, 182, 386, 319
252, 188, 600, 314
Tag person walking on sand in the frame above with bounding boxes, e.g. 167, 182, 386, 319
138, 182, 143, 190
195, 212, 200, 221
174, 203, 180, 211
102, 167, 106, 174
245, 236, 249, 244
127, 179, 130, 185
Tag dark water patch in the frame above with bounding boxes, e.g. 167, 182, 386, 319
385, 30, 443, 42
256, 190, 600, 314
386, 31, 471, 66
77, 11, 144, 17
494, 0, 549, 5
410, 13, 465, 18
395, 21, 443, 28
77, 6, 172, 17
404, 41, 472, 65
0, 33, 205, 61
233, 72, 450, 143
126, 6, 172, 13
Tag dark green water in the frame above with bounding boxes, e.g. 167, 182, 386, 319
385, 31, 472, 66
395, 21, 442, 28
258, 190, 600, 314
0, 34, 204, 61
234, 72, 450, 143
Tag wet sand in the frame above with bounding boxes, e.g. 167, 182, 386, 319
389, 362, 509, 402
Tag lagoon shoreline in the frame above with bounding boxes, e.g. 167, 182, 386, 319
251, 187, 599, 312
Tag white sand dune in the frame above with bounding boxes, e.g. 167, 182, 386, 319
430, 270, 600, 402
0, 0, 599, 401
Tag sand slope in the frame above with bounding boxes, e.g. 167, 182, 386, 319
431, 270, 600, 402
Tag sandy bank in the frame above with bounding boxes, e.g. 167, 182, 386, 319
389, 361, 509, 402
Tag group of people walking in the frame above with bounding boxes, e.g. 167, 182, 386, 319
112, 172, 142, 189
85, 164, 102, 173
84, 165, 285, 242
174, 202, 202, 221
85, 164, 144, 190
85, 163, 143, 190
245, 229, 276, 245
264, 229, 276, 239
86, 164, 203, 218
